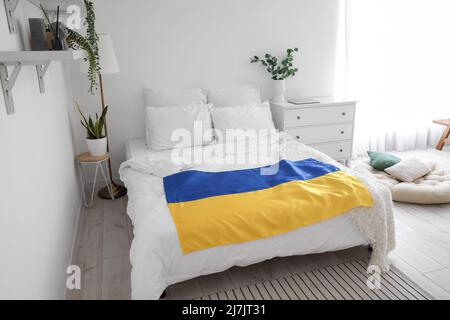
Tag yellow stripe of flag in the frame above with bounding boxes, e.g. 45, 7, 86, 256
168, 170, 373, 254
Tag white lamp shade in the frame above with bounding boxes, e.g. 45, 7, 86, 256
80, 33, 120, 75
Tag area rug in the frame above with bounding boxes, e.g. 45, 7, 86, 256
195, 259, 433, 300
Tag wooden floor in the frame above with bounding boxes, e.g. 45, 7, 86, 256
67, 149, 450, 300
67, 197, 133, 300
373, 149, 450, 300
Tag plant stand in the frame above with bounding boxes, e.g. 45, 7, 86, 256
76, 152, 114, 207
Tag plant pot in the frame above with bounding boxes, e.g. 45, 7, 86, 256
272, 79, 287, 103
86, 137, 107, 157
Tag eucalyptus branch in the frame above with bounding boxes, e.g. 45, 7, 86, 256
251, 48, 299, 80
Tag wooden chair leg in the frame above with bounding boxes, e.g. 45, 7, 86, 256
437, 127, 450, 151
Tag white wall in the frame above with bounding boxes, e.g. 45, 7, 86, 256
0, 1, 81, 299
72, 0, 341, 178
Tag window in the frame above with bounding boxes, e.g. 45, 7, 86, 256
337, 0, 449, 155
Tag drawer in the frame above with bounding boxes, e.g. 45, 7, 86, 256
309, 141, 352, 160
285, 105, 355, 127
287, 123, 353, 145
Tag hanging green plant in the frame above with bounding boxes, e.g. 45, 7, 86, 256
66, 0, 100, 94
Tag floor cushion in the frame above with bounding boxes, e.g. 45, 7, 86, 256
354, 159, 450, 204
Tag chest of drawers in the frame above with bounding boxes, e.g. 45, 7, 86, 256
270, 98, 357, 166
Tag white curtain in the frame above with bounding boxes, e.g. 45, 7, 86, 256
337, 0, 450, 156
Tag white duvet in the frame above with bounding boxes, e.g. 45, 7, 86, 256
119, 133, 395, 300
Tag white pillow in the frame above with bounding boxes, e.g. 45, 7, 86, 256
211, 101, 275, 141
385, 158, 432, 183
145, 104, 213, 151
207, 85, 261, 107
144, 88, 207, 107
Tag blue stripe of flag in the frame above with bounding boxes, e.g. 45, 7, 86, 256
163, 158, 340, 204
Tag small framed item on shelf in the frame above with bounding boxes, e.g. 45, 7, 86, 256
29, 18, 48, 51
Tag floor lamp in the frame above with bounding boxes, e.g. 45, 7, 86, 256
82, 34, 127, 199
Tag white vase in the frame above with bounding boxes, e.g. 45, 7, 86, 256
272, 79, 287, 103
86, 137, 107, 157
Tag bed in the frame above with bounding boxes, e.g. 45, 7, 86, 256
120, 134, 395, 300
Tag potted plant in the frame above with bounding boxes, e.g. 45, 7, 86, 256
77, 102, 108, 157
251, 48, 299, 103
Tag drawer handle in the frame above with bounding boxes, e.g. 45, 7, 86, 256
341, 131, 345, 134
296, 136, 300, 140
342, 112, 346, 116
297, 116, 301, 120
339, 149, 344, 153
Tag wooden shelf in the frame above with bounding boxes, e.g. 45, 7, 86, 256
0, 50, 85, 63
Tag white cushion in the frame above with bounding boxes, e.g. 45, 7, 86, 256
145, 104, 213, 151
385, 158, 432, 183
354, 159, 450, 204
207, 85, 261, 107
211, 101, 275, 142
144, 88, 207, 107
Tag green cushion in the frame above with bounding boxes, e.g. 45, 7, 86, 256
367, 151, 401, 171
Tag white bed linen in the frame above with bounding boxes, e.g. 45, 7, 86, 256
125, 138, 148, 160
145, 103, 214, 151
120, 134, 394, 300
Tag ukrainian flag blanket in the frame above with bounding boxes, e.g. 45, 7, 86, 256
163, 158, 374, 254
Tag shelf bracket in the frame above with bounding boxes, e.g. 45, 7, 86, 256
0, 60, 51, 115
3, 0, 19, 34
0, 50, 83, 115
36, 62, 50, 93
0, 62, 22, 115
